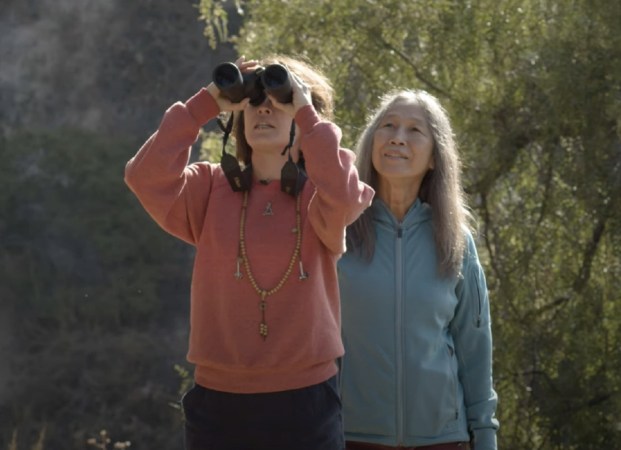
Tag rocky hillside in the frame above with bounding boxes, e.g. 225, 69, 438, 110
0, 0, 237, 137
0, 3, 239, 447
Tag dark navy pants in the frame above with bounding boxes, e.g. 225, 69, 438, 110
182, 376, 344, 450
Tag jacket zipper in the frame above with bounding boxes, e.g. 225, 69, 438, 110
395, 225, 404, 444
474, 279, 482, 327
447, 344, 460, 420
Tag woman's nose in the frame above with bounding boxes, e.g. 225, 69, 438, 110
389, 128, 406, 145
257, 97, 273, 114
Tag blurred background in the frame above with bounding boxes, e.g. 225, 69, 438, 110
1, 0, 620, 449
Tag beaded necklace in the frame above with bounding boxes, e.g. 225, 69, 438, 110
237, 190, 303, 339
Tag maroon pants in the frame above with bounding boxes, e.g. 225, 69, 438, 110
346, 441, 470, 450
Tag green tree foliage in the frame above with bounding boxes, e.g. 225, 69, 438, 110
0, 130, 190, 449
199, 0, 621, 448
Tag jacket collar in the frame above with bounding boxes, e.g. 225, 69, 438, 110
372, 197, 432, 229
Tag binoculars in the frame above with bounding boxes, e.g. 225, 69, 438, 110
212, 62, 293, 106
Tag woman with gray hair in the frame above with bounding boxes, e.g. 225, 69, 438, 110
338, 90, 499, 450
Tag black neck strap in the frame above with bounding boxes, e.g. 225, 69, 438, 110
218, 115, 305, 196
281, 120, 297, 156
219, 113, 252, 192
217, 113, 235, 158
280, 119, 306, 196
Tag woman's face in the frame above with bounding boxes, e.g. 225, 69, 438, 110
243, 96, 297, 156
372, 99, 435, 183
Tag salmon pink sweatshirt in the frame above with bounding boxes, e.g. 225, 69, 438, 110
125, 88, 374, 393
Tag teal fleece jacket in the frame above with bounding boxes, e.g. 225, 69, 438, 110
338, 198, 499, 449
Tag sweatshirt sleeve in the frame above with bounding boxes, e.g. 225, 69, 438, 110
124, 88, 221, 245
295, 106, 374, 255
452, 233, 499, 450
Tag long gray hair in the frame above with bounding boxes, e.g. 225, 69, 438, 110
347, 90, 472, 277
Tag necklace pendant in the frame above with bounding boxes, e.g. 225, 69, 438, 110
299, 261, 309, 280
234, 258, 243, 279
259, 322, 268, 339
262, 202, 273, 216
258, 299, 268, 339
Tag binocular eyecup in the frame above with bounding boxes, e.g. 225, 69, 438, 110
212, 62, 293, 106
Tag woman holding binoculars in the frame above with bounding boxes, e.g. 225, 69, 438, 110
125, 55, 373, 450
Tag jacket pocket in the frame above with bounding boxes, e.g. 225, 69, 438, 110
404, 344, 461, 437
446, 344, 460, 423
